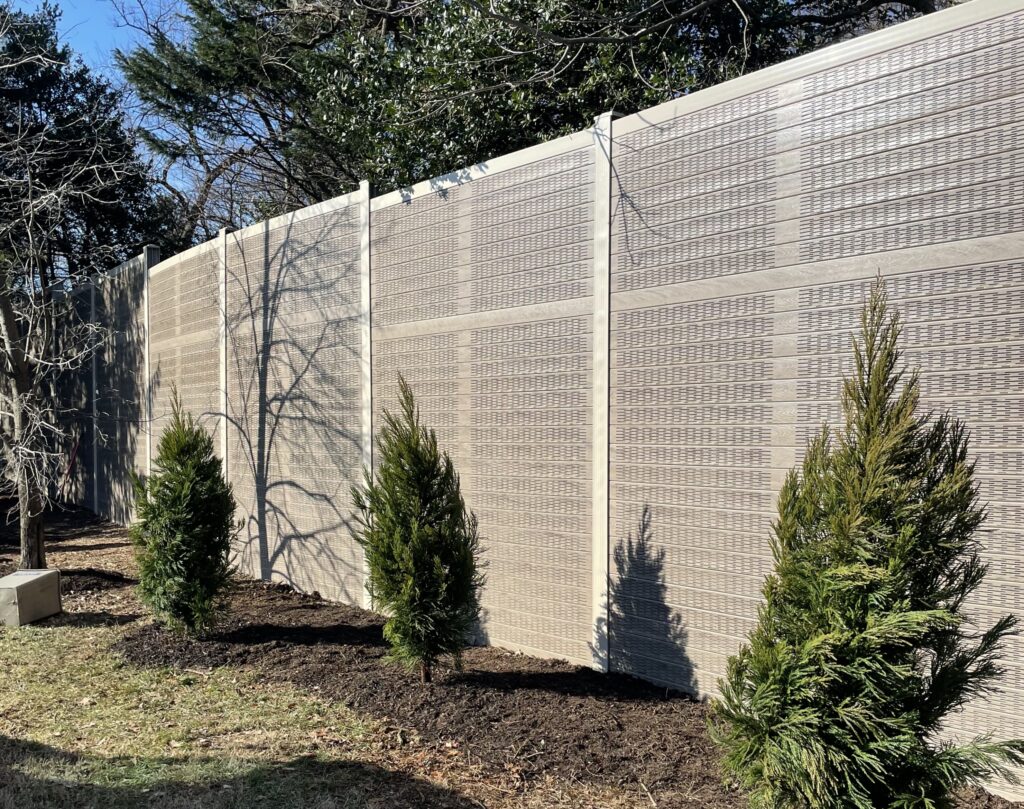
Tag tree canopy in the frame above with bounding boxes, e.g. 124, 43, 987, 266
119, 0, 950, 237
1, 2, 184, 269
0, 1, 171, 567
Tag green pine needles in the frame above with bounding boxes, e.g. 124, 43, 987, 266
712, 281, 1024, 808
353, 375, 483, 684
132, 390, 237, 635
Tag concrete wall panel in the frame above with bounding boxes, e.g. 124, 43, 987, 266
148, 240, 222, 456
608, 0, 1024, 794
226, 197, 365, 604
92, 256, 148, 522
371, 135, 596, 665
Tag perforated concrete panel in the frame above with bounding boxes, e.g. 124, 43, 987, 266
226, 196, 366, 604
147, 240, 222, 465
92, 254, 149, 522
608, 0, 1024, 795
371, 134, 597, 665
61, 286, 95, 509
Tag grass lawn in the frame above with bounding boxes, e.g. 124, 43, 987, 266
0, 511, 1017, 808
1, 625, 393, 808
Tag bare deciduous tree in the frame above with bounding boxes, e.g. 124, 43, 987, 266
0, 4, 160, 568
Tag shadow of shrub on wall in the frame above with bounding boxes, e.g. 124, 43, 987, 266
608, 505, 697, 695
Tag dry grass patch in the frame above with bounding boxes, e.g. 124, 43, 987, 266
0, 625, 476, 809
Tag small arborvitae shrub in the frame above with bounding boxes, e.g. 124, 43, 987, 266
132, 391, 237, 635
712, 281, 1024, 808
353, 375, 483, 683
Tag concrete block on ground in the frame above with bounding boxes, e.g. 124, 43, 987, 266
0, 569, 62, 627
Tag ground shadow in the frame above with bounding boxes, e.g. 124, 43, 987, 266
214, 620, 386, 650
60, 567, 137, 591
607, 505, 697, 695
43, 610, 141, 628
48, 541, 131, 554
0, 735, 479, 809
451, 661, 690, 702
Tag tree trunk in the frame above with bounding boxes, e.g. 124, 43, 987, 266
420, 660, 432, 684
18, 469, 45, 569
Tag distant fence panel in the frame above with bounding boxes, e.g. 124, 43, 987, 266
91, 252, 152, 523
77, 0, 1024, 798
607, 0, 1024, 782
148, 240, 222, 458
226, 195, 366, 604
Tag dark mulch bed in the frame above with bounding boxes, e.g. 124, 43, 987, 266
115, 579, 722, 801
113, 580, 1021, 809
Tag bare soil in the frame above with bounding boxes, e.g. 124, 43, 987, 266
0, 507, 1018, 808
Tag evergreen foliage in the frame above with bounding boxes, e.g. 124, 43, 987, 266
132, 391, 237, 635
353, 376, 483, 683
712, 281, 1024, 808
118, 0, 949, 234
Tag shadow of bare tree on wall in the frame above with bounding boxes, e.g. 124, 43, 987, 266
225, 208, 366, 605
608, 506, 697, 695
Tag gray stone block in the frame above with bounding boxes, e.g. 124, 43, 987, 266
0, 569, 62, 627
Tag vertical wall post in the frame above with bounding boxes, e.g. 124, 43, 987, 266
90, 280, 98, 514
591, 111, 613, 672
358, 180, 373, 609
142, 245, 159, 478
218, 228, 231, 471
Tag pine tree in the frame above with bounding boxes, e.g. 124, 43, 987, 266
712, 281, 1024, 808
353, 375, 483, 683
132, 390, 237, 635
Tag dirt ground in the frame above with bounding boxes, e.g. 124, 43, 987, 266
0, 507, 1018, 808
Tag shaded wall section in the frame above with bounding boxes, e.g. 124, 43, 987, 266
370, 133, 596, 665
607, 0, 1024, 784
226, 197, 365, 603
92, 253, 150, 523
58, 286, 95, 509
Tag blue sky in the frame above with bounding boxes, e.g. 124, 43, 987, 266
14, 0, 143, 75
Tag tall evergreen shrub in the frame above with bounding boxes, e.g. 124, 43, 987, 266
712, 281, 1024, 808
353, 375, 483, 683
132, 391, 236, 634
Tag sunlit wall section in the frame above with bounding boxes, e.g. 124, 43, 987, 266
607, 5, 1024, 776
226, 196, 365, 603
370, 134, 596, 665
148, 239, 222, 463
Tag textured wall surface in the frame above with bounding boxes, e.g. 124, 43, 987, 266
92, 255, 149, 523
60, 287, 96, 509
607, 0, 1024, 788
371, 133, 597, 665
148, 240, 222, 456
226, 198, 366, 603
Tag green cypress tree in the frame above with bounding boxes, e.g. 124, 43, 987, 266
353, 375, 483, 684
132, 390, 237, 635
712, 281, 1024, 808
